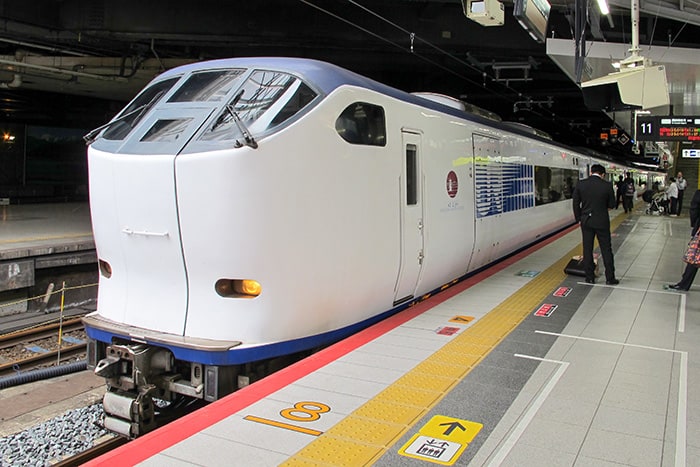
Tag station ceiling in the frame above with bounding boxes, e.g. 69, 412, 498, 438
0, 0, 699, 164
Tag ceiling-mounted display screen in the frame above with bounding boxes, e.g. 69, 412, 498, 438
513, 0, 551, 43
637, 116, 700, 141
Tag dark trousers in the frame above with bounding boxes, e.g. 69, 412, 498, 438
623, 195, 633, 213
581, 225, 615, 281
677, 263, 698, 289
677, 190, 685, 215
669, 197, 678, 215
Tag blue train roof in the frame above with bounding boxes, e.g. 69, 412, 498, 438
156, 57, 540, 138
153, 57, 626, 158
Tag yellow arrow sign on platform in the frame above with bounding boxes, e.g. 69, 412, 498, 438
420, 415, 482, 443
398, 415, 483, 465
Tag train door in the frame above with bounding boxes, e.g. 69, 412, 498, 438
467, 134, 502, 270
394, 130, 425, 305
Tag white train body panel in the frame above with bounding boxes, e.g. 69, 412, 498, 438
88, 151, 188, 335
85, 57, 648, 375
175, 88, 403, 343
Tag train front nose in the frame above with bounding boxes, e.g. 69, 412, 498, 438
89, 150, 190, 335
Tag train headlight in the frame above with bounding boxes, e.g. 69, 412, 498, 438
215, 279, 262, 298
99, 259, 112, 278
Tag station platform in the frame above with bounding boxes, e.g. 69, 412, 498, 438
86, 208, 698, 467
0, 202, 94, 257
0, 203, 96, 328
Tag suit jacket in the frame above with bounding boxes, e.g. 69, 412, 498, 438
572, 174, 616, 229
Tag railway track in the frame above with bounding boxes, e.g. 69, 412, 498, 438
52, 436, 129, 466
0, 317, 87, 377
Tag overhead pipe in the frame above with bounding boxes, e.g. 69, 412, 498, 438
0, 58, 129, 82
0, 37, 90, 57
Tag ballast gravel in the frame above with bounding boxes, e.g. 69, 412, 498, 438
0, 403, 107, 466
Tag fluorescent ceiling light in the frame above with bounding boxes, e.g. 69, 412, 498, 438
596, 0, 610, 15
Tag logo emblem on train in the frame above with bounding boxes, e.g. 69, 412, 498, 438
447, 170, 459, 198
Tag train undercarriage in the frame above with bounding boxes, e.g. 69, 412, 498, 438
87, 338, 312, 438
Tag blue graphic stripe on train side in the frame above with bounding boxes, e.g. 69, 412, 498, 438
84, 303, 408, 366
476, 162, 535, 218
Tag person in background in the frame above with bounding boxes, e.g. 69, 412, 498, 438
572, 164, 619, 285
622, 173, 635, 213
615, 175, 625, 209
668, 188, 700, 291
676, 171, 687, 215
666, 177, 679, 217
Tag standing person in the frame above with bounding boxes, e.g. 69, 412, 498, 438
615, 175, 625, 209
622, 173, 635, 213
666, 177, 679, 217
668, 188, 700, 291
572, 164, 619, 285
676, 171, 687, 215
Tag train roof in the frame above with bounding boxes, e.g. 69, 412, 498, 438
148, 57, 657, 174
154, 57, 563, 146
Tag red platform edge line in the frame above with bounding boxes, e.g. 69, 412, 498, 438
84, 224, 576, 466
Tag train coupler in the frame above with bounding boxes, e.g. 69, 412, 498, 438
102, 387, 157, 438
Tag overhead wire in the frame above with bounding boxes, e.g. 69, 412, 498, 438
297, 0, 602, 140
651, 0, 699, 61
342, 0, 700, 145
346, 0, 498, 79
295, 0, 493, 94
298, 0, 543, 105
345, 0, 575, 120
665, 0, 700, 48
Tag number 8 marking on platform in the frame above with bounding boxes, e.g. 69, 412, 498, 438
280, 401, 330, 422
244, 400, 331, 436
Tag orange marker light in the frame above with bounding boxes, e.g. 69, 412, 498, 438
238, 279, 262, 296
215, 279, 262, 298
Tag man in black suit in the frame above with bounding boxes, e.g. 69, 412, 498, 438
572, 164, 619, 285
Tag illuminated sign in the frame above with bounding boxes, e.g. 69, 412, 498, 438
513, 0, 551, 43
637, 116, 700, 141
682, 149, 700, 158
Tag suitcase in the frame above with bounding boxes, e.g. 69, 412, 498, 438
564, 255, 598, 277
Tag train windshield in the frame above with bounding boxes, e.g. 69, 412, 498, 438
167, 69, 245, 102
199, 70, 317, 143
101, 77, 180, 141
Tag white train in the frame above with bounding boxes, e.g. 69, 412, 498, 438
83, 57, 660, 437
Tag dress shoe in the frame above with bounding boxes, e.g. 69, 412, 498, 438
585, 278, 595, 284
669, 284, 689, 291
605, 279, 620, 285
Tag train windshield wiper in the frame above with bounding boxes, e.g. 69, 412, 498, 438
211, 89, 258, 149
83, 91, 164, 145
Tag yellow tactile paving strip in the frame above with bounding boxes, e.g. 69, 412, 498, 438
282, 214, 627, 466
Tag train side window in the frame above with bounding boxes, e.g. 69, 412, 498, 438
535, 166, 579, 205
103, 77, 180, 141
406, 144, 418, 205
199, 71, 317, 142
335, 102, 386, 146
269, 82, 317, 126
167, 69, 246, 102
